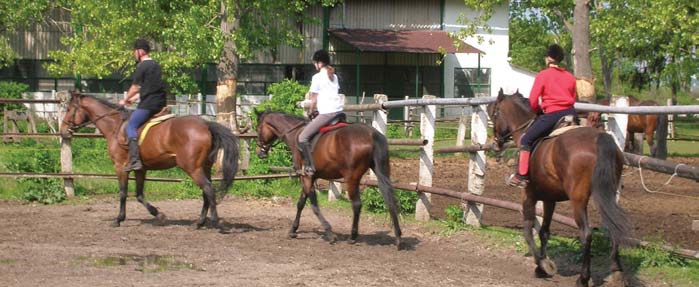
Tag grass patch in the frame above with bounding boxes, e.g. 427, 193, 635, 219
78, 254, 197, 273
0, 258, 17, 265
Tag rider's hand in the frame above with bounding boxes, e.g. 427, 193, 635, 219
119, 99, 130, 106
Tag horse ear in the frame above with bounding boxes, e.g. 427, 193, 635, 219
497, 88, 505, 101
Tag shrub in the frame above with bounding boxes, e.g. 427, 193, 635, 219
253, 79, 308, 122
361, 186, 418, 214
6, 145, 65, 204
0, 81, 28, 112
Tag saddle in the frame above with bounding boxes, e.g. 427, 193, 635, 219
531, 115, 582, 151
309, 112, 348, 151
118, 106, 175, 147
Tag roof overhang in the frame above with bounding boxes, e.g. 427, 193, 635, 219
329, 29, 483, 54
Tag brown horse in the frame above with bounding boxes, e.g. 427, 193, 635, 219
489, 90, 631, 286
59, 91, 239, 228
255, 111, 402, 249
587, 96, 667, 157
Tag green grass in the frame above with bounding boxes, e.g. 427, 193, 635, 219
437, 207, 699, 287
77, 254, 197, 273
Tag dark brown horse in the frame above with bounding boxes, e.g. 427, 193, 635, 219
255, 111, 402, 249
587, 96, 667, 157
59, 91, 239, 228
489, 90, 631, 286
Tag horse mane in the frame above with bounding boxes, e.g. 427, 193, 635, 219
259, 110, 306, 123
79, 93, 126, 111
509, 92, 532, 114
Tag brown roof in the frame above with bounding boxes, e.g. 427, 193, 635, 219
329, 29, 483, 54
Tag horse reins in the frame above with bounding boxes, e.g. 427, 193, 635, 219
63, 95, 126, 133
257, 121, 306, 153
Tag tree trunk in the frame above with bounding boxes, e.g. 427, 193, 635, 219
216, 1, 239, 132
599, 45, 613, 100
573, 0, 595, 103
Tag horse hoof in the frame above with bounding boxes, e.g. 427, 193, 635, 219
605, 271, 626, 286
325, 232, 337, 244
195, 218, 207, 229
110, 221, 121, 228
539, 258, 557, 276
288, 232, 298, 239
349, 239, 357, 245
395, 238, 402, 251
155, 213, 167, 226
576, 277, 590, 287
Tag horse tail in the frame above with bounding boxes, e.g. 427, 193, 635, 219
370, 129, 402, 242
591, 133, 632, 246
654, 113, 668, 159
206, 121, 239, 194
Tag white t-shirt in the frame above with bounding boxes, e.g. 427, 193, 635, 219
309, 67, 342, 114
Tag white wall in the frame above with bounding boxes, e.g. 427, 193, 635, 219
442, 0, 535, 99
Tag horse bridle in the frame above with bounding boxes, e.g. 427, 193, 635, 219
491, 101, 534, 148
256, 120, 306, 153
62, 95, 126, 134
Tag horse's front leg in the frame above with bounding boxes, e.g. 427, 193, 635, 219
307, 182, 335, 243
134, 170, 165, 225
289, 190, 308, 238
111, 170, 129, 227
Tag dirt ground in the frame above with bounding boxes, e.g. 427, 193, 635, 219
0, 156, 696, 287
390, 156, 699, 251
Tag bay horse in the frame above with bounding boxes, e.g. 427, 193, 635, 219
587, 96, 667, 157
59, 91, 239, 228
489, 90, 631, 286
254, 111, 402, 249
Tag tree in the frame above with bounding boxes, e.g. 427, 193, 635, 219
46, 0, 339, 129
0, 0, 56, 68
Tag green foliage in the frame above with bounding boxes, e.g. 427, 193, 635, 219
5, 142, 64, 204
440, 205, 469, 236
253, 79, 308, 118
0, 0, 54, 67
361, 186, 417, 214
0, 81, 29, 111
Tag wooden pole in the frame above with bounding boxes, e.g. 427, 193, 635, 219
464, 104, 487, 227
455, 110, 468, 156
60, 136, 74, 197
415, 95, 436, 221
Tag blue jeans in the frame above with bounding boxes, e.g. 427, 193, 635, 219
126, 109, 155, 138
519, 108, 577, 151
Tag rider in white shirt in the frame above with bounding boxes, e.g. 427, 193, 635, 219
297, 49, 343, 176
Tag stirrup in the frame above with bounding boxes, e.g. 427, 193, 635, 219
506, 173, 528, 188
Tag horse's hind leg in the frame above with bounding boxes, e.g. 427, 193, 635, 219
538, 201, 557, 276
191, 171, 217, 228
111, 171, 129, 227
134, 170, 165, 224
346, 181, 362, 244
572, 201, 592, 287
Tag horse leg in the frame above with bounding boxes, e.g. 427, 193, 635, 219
346, 181, 362, 244
307, 184, 335, 243
289, 191, 308, 239
522, 196, 549, 278
134, 170, 165, 224
537, 201, 558, 276
572, 201, 592, 287
647, 129, 657, 157
111, 171, 129, 227
192, 171, 218, 228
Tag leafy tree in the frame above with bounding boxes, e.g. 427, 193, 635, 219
0, 0, 56, 67
46, 0, 339, 130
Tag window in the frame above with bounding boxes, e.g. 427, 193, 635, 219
454, 68, 490, 98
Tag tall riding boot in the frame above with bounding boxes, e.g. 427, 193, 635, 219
124, 137, 143, 172
507, 150, 530, 188
298, 142, 315, 176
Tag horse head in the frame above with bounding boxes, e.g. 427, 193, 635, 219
254, 110, 280, 159
60, 91, 90, 137
488, 88, 534, 151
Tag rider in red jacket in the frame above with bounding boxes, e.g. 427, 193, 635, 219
507, 44, 577, 188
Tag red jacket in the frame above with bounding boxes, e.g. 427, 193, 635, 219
529, 66, 576, 114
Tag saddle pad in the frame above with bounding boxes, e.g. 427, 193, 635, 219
139, 114, 176, 145
548, 125, 583, 137
319, 122, 348, 133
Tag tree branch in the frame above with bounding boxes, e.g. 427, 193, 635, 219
552, 9, 573, 33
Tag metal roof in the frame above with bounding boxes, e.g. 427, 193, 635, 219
329, 29, 483, 54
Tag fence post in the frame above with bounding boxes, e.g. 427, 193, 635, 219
57, 93, 74, 197
328, 94, 350, 201
415, 95, 436, 221
463, 104, 487, 227
667, 99, 675, 139
607, 96, 629, 150
455, 109, 468, 156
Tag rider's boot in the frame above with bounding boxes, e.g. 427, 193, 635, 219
506, 150, 530, 188
124, 137, 143, 172
298, 141, 315, 176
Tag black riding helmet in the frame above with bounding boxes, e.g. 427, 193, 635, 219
133, 38, 151, 53
546, 44, 564, 63
312, 49, 330, 65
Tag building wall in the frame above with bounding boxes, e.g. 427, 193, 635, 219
443, 0, 535, 98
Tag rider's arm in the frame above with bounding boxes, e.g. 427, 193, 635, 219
308, 92, 318, 114
120, 84, 140, 106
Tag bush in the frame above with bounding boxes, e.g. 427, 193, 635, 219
253, 79, 308, 121
6, 145, 65, 204
0, 81, 28, 111
361, 186, 418, 214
